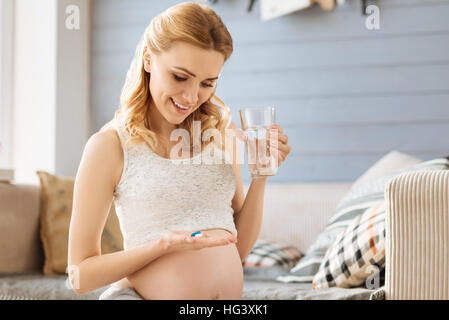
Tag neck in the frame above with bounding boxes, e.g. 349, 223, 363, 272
146, 102, 177, 141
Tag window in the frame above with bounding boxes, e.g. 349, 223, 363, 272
0, 0, 14, 168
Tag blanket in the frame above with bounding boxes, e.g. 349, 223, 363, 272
0, 268, 384, 300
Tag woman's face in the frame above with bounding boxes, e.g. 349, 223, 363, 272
144, 41, 225, 130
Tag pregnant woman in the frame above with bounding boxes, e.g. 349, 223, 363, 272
68, 2, 291, 300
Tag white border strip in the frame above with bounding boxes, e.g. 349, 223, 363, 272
0, 0, 14, 169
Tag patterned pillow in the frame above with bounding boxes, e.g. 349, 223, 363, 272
276, 198, 377, 283
312, 157, 449, 289
36, 171, 123, 275
276, 156, 449, 284
312, 201, 386, 289
242, 239, 303, 269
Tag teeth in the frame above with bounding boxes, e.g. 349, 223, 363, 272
172, 98, 189, 110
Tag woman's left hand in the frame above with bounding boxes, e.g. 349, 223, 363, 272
267, 124, 291, 168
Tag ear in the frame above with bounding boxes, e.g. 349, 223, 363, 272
143, 46, 151, 73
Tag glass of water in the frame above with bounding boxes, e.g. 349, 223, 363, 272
239, 106, 278, 179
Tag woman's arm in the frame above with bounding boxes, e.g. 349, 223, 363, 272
67, 130, 167, 295
69, 238, 166, 295
225, 122, 268, 262
231, 123, 291, 262
233, 177, 267, 262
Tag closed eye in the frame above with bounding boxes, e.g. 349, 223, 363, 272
172, 74, 214, 88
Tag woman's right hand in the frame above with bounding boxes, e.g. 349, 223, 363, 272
159, 230, 237, 254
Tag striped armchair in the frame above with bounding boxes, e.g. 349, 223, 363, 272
385, 170, 449, 300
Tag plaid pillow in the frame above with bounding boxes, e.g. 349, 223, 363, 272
312, 201, 386, 289
242, 239, 303, 269
277, 156, 449, 284
312, 157, 449, 289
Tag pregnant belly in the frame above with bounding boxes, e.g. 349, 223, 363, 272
125, 229, 244, 300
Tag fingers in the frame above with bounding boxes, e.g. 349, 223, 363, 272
268, 132, 288, 145
271, 141, 290, 155
279, 133, 288, 144
222, 235, 237, 244
267, 128, 289, 150
266, 125, 291, 167
204, 235, 236, 245
269, 124, 281, 131
192, 234, 237, 248
176, 230, 237, 249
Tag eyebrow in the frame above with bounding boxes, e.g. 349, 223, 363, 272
173, 66, 219, 81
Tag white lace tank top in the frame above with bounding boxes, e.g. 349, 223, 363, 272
112, 117, 238, 250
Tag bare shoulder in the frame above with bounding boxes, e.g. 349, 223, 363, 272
83, 128, 124, 189
93, 127, 121, 147
87, 128, 122, 156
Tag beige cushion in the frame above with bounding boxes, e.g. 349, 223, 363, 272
0, 182, 44, 273
36, 171, 123, 275
336, 151, 422, 209
244, 182, 352, 254
350, 150, 421, 191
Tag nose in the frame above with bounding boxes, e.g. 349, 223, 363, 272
182, 84, 199, 107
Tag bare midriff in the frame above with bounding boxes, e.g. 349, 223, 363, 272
112, 228, 243, 300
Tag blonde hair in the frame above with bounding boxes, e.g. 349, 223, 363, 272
106, 2, 233, 155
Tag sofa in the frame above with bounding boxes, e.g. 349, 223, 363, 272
1, 166, 448, 300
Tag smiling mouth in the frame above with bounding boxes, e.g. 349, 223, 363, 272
171, 97, 192, 111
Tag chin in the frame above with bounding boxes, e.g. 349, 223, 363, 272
166, 116, 187, 126
173, 119, 186, 125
